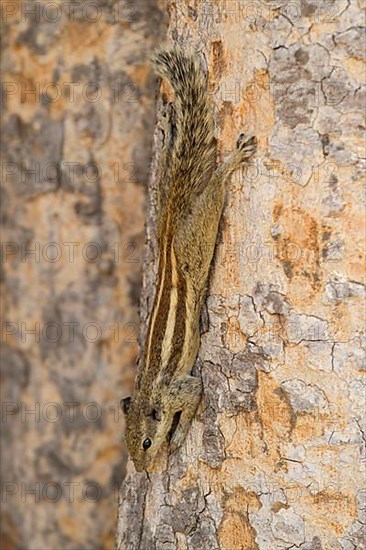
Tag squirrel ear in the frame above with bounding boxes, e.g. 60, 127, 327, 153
151, 405, 161, 421
120, 397, 131, 414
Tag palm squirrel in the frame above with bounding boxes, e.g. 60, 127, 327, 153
121, 46, 257, 472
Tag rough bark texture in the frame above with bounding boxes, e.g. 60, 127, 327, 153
1, 1, 167, 549
117, 1, 365, 549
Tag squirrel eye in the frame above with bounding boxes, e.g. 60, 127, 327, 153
142, 438, 152, 451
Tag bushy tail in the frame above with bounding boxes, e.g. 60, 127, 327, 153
151, 47, 216, 204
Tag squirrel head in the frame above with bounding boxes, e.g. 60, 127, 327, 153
121, 394, 170, 472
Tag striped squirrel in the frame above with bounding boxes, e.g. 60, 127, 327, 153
121, 46, 257, 472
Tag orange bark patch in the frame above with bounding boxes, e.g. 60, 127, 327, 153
256, 371, 295, 443
291, 411, 331, 441
219, 486, 261, 550
307, 490, 357, 535
272, 203, 322, 292
0, 514, 21, 550
63, 21, 113, 60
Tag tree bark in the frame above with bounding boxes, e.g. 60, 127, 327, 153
116, 2, 365, 549
1, 2, 167, 549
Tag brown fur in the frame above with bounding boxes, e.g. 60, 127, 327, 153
121, 46, 257, 472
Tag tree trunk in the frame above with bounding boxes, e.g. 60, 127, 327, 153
116, 2, 365, 549
1, 2, 167, 549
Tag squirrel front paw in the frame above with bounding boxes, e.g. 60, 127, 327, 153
170, 423, 188, 453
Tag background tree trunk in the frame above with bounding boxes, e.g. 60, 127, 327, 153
1, 2, 167, 549
116, 1, 365, 549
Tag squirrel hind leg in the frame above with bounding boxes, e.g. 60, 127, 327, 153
211, 133, 258, 184
227, 132, 257, 175
236, 133, 257, 159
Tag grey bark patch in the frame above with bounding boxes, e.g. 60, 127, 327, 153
39, 282, 112, 400
73, 171, 103, 224
60, 157, 106, 220
202, 424, 226, 468
311, 536, 323, 550
187, 517, 220, 550
301, 0, 320, 18
332, 338, 366, 377
117, 474, 150, 549
41, 302, 74, 362
280, 379, 328, 413
249, 330, 285, 367
322, 66, 361, 115
171, 487, 203, 533
200, 341, 234, 369
325, 274, 365, 303
132, 130, 155, 187
269, 125, 323, 185
74, 104, 110, 144
200, 302, 210, 334
238, 295, 263, 337
3, 113, 63, 197
120, 0, 167, 31
60, 403, 105, 435
35, 440, 87, 478
155, 521, 175, 549
298, 341, 334, 373
71, 59, 111, 87
277, 93, 315, 129
286, 312, 331, 343
110, 68, 134, 95
127, 271, 143, 306
315, 106, 343, 136
201, 362, 227, 420
271, 507, 306, 545
269, 44, 330, 129
262, 290, 291, 315
356, 489, 366, 525
0, 344, 30, 398
340, 521, 366, 550
200, 348, 261, 467
334, 27, 366, 60
356, 488, 366, 511
294, 48, 310, 65
221, 351, 259, 414
322, 238, 344, 262
18, 16, 60, 55
299, 535, 323, 549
